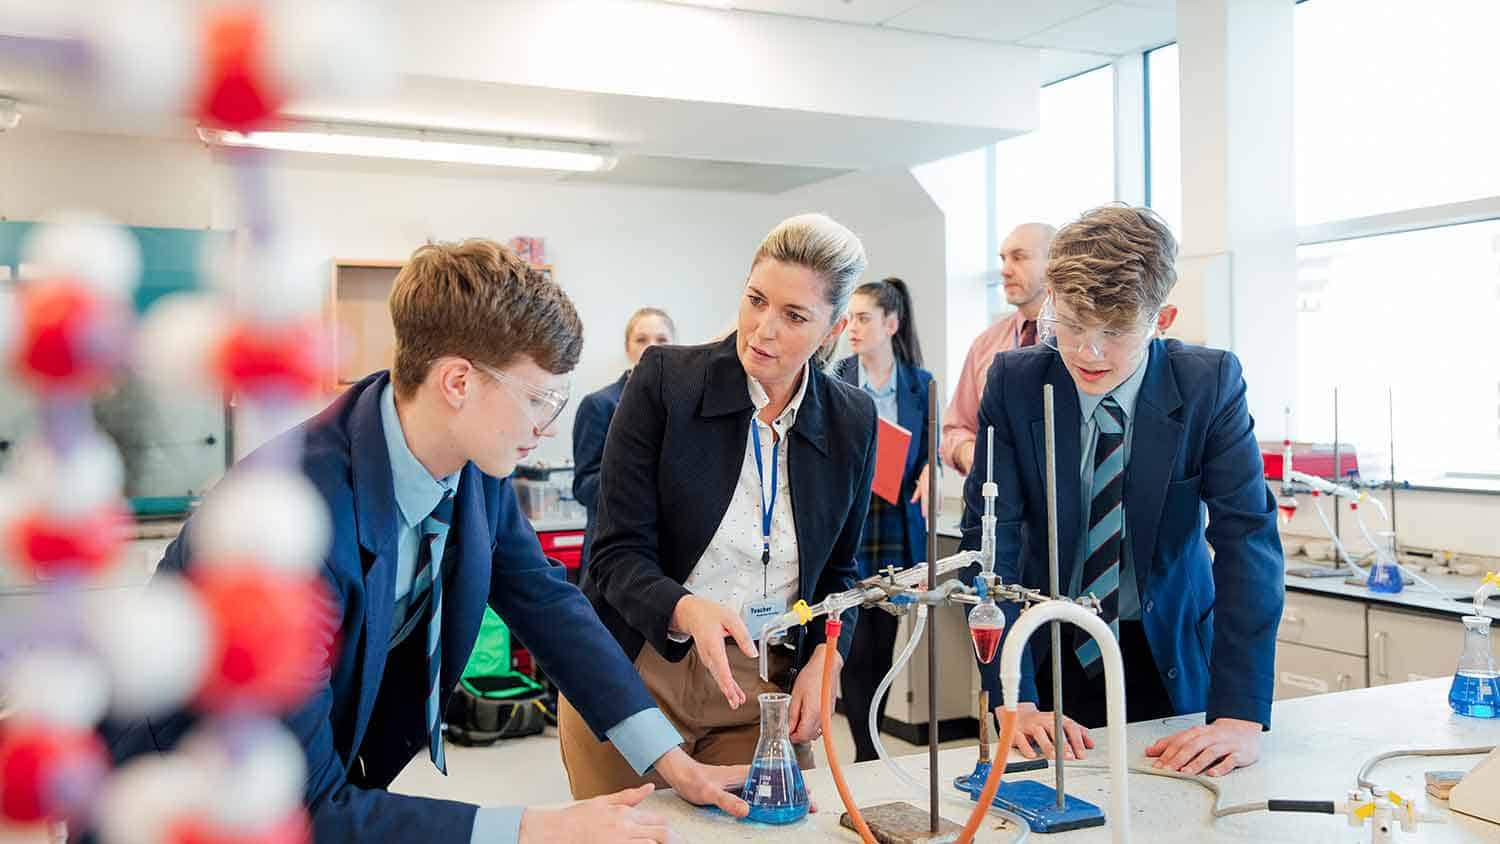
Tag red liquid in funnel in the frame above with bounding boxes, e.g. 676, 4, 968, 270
970, 624, 1004, 664
1277, 504, 1297, 523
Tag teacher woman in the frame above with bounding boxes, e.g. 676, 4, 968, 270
559, 213, 879, 798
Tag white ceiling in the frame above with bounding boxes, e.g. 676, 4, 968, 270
668, 0, 1177, 79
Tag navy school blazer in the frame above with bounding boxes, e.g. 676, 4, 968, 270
831, 355, 933, 565
572, 371, 629, 570
960, 340, 1284, 727
581, 334, 879, 676
105, 372, 665, 841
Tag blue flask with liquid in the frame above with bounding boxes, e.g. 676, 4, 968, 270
1449, 616, 1500, 719
1366, 530, 1404, 594
742, 692, 809, 824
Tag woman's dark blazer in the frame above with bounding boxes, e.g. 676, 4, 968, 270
581, 332, 879, 679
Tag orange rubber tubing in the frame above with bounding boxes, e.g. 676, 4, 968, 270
957, 708, 1018, 844
820, 617, 877, 843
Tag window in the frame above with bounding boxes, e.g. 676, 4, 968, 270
1297, 221, 1500, 484
993, 65, 1116, 255
1145, 43, 1180, 239
1295, 0, 1500, 224
991, 66, 1116, 319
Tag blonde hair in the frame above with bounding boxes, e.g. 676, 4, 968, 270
750, 213, 866, 366
388, 239, 583, 399
623, 307, 676, 350
1047, 205, 1178, 330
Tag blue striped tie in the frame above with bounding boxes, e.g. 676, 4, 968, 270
1075, 396, 1125, 678
420, 491, 455, 774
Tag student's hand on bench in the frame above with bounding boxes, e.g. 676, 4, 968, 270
654, 747, 750, 818
999, 702, 1094, 761
519, 783, 679, 843
1145, 717, 1261, 777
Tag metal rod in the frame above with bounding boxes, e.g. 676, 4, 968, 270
1387, 386, 1398, 535
926, 381, 940, 834
1332, 387, 1341, 543
1043, 384, 1065, 808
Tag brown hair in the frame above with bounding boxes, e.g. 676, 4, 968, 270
388, 239, 583, 398
853, 277, 924, 368
623, 307, 676, 350
1047, 205, 1178, 330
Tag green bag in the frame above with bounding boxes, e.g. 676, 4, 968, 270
444, 608, 550, 745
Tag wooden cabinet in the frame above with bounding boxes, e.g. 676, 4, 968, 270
1275, 641, 1366, 699
1275, 591, 1369, 700
1367, 606, 1482, 686
330, 260, 405, 387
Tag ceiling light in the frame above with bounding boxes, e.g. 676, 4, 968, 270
196, 123, 617, 173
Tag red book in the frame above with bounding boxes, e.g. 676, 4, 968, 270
873, 417, 912, 505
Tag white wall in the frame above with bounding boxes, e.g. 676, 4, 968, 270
0, 128, 947, 466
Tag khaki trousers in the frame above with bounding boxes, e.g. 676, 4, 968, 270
558, 643, 815, 799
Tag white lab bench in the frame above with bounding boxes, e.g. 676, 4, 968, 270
642, 678, 1500, 842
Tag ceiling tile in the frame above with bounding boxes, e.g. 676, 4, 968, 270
1039, 48, 1114, 83
665, 0, 922, 25
1019, 2, 1175, 54
886, 0, 1108, 43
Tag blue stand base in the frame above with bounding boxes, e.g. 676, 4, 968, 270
954, 777, 1106, 833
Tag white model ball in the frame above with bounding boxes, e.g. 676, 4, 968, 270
179, 719, 306, 830
208, 232, 325, 325
89, 1, 200, 115
88, 576, 210, 719
20, 214, 142, 302
134, 292, 230, 396
194, 469, 330, 572
96, 755, 207, 844
1, 649, 110, 728
12, 433, 125, 519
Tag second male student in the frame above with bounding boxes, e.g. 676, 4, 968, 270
962, 205, 1283, 778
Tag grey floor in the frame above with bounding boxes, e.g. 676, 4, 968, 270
390, 711, 975, 809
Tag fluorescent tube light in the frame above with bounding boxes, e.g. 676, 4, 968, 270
197, 124, 617, 173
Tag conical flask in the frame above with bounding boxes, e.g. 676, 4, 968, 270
968, 599, 1005, 664
742, 692, 809, 824
1448, 616, 1500, 718
1365, 530, 1403, 594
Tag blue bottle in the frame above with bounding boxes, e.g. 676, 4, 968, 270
742, 692, 809, 824
1366, 530, 1404, 594
1449, 616, 1500, 719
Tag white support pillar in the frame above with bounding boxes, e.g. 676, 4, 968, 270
1113, 54, 1146, 208
1177, 0, 1298, 429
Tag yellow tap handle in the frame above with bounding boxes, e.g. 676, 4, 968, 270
1387, 790, 1404, 807
1483, 572, 1500, 587
1354, 803, 1375, 821
792, 599, 814, 625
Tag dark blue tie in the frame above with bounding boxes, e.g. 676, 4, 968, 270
1076, 396, 1124, 677
419, 491, 455, 773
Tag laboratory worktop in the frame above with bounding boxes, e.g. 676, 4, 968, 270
934, 513, 1500, 623
643, 678, 1500, 842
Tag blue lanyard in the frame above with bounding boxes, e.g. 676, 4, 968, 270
750, 421, 779, 591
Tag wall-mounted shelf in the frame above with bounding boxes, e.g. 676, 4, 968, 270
328, 258, 555, 388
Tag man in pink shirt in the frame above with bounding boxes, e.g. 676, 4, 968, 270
941, 222, 1056, 475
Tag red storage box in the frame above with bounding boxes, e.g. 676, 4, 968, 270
1261, 441, 1360, 482
538, 529, 584, 571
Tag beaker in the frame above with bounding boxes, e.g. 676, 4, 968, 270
1448, 616, 1500, 719
969, 600, 1005, 665
742, 692, 809, 824
1366, 530, 1403, 594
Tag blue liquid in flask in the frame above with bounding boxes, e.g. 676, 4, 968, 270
1448, 673, 1500, 719
1366, 531, 1404, 594
1449, 616, 1500, 719
742, 692, 809, 825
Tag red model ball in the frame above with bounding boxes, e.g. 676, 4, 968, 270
193, 568, 335, 714
14, 279, 130, 394
6, 505, 128, 580
214, 319, 328, 399
0, 723, 109, 825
